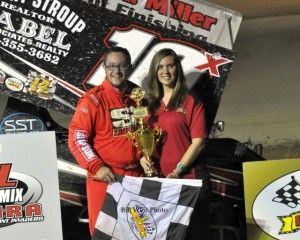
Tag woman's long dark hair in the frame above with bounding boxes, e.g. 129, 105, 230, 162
147, 48, 189, 113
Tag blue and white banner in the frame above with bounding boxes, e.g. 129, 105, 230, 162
92, 175, 202, 240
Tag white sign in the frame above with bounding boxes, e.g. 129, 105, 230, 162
0, 131, 63, 240
243, 159, 300, 240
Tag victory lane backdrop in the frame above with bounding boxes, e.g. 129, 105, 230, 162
0, 0, 235, 130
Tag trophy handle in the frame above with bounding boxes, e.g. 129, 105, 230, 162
153, 126, 162, 145
127, 131, 138, 148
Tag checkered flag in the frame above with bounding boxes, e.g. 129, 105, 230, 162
272, 176, 300, 208
92, 175, 202, 240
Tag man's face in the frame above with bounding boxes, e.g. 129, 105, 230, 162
104, 52, 131, 89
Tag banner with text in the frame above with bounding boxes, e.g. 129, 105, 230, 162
0, 131, 63, 240
243, 159, 300, 240
84, 0, 242, 49
0, 0, 236, 130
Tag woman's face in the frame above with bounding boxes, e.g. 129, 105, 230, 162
157, 55, 177, 88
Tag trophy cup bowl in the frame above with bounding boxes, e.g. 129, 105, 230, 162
127, 125, 162, 177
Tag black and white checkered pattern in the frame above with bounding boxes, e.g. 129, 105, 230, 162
92, 175, 202, 240
273, 176, 300, 208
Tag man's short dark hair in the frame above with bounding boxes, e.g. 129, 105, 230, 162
103, 46, 131, 64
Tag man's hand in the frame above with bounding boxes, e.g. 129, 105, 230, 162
96, 166, 116, 183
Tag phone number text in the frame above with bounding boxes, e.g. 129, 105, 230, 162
0, 37, 59, 64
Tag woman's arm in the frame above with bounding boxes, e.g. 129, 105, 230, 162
167, 137, 206, 178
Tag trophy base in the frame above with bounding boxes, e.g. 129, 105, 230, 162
145, 168, 159, 177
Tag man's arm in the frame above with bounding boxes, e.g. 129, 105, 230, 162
68, 98, 106, 175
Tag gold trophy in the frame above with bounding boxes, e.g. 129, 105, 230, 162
127, 88, 162, 177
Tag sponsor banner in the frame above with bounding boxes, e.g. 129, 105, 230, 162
0, 131, 63, 240
0, 112, 46, 134
0, 0, 236, 131
243, 159, 300, 240
84, 0, 242, 49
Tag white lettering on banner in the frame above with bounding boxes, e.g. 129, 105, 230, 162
87, 28, 155, 87
0, 10, 67, 63
4, 119, 37, 132
28, 12, 54, 23
34, 41, 68, 56
0, 0, 87, 65
0, 188, 23, 203
86, 26, 231, 88
1, 0, 26, 4
0, 29, 33, 44
0, 2, 55, 23
109, 28, 155, 65
31, 0, 86, 33
0, 36, 61, 63
10, 216, 44, 222
0, 15, 71, 50
1, 1, 86, 33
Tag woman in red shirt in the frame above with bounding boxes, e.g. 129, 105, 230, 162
141, 48, 211, 240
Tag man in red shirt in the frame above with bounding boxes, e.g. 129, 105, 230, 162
68, 47, 144, 235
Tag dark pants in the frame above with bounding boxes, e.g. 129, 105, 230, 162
185, 178, 211, 240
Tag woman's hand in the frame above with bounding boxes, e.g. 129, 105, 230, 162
96, 166, 116, 183
140, 156, 152, 173
166, 170, 179, 179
